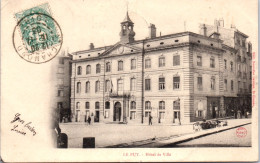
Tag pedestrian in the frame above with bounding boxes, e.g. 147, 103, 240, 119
149, 114, 153, 125
87, 116, 91, 125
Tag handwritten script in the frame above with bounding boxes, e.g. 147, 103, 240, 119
10, 113, 37, 136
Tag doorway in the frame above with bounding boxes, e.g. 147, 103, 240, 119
114, 102, 121, 121
94, 111, 100, 122
173, 111, 180, 123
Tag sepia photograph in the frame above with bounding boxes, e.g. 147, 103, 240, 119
1, 0, 258, 162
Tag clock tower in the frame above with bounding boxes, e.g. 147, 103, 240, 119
119, 12, 135, 43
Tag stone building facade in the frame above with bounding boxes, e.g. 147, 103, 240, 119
70, 14, 252, 124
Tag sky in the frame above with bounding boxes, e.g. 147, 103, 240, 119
40, 0, 258, 54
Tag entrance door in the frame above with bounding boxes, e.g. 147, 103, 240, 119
95, 111, 100, 122
114, 102, 121, 121
173, 111, 180, 123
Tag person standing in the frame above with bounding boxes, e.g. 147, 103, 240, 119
149, 114, 153, 125
87, 116, 91, 125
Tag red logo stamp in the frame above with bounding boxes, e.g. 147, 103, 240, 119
236, 127, 247, 138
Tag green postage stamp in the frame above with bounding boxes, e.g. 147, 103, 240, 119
13, 3, 63, 64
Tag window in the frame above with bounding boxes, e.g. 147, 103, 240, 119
145, 101, 151, 110
159, 56, 165, 67
159, 101, 165, 110
105, 102, 110, 109
59, 58, 64, 64
86, 65, 91, 74
106, 62, 111, 72
198, 110, 203, 117
58, 79, 64, 85
197, 76, 203, 90
230, 62, 233, 71
173, 55, 180, 66
95, 102, 100, 109
210, 57, 215, 68
105, 80, 110, 92
131, 59, 136, 70
130, 111, 136, 119
145, 111, 151, 117
130, 78, 136, 91
159, 77, 165, 90
211, 77, 215, 90
57, 102, 63, 109
76, 102, 80, 109
58, 90, 64, 97
238, 81, 241, 92
117, 79, 123, 91
118, 61, 123, 71
224, 59, 227, 69
85, 102, 89, 109
77, 66, 82, 75
159, 112, 165, 119
96, 64, 101, 73
95, 81, 100, 92
85, 81, 90, 93
58, 67, 64, 73
145, 79, 151, 91
173, 76, 180, 89
145, 58, 151, 68
224, 79, 227, 91
76, 82, 81, 93
173, 100, 180, 110
231, 80, 234, 91
197, 56, 202, 66
131, 101, 136, 109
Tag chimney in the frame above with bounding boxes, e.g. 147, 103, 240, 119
200, 24, 207, 36
89, 43, 94, 50
149, 24, 156, 38
219, 18, 224, 27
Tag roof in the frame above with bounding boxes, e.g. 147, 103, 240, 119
122, 11, 133, 23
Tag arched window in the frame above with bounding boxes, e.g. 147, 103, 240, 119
211, 76, 215, 90
95, 102, 100, 109
96, 64, 101, 73
77, 66, 82, 75
159, 56, 165, 67
95, 81, 100, 92
117, 79, 123, 91
145, 101, 151, 110
106, 62, 111, 72
131, 59, 136, 69
105, 102, 110, 109
85, 102, 89, 109
85, 81, 90, 93
118, 60, 123, 71
173, 100, 180, 110
159, 77, 165, 90
159, 101, 165, 110
105, 80, 110, 92
76, 102, 80, 109
76, 82, 81, 93
86, 65, 91, 74
130, 78, 136, 91
131, 101, 136, 109
145, 58, 151, 68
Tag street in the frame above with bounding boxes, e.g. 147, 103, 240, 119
164, 124, 251, 147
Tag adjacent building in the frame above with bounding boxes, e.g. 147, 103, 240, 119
70, 14, 252, 124
55, 52, 72, 122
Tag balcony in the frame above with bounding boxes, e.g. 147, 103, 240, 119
109, 91, 131, 98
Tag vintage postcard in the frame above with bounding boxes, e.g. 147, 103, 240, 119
1, 0, 258, 162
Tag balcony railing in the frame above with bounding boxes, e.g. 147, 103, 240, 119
109, 91, 131, 98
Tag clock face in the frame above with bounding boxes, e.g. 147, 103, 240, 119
117, 46, 124, 54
